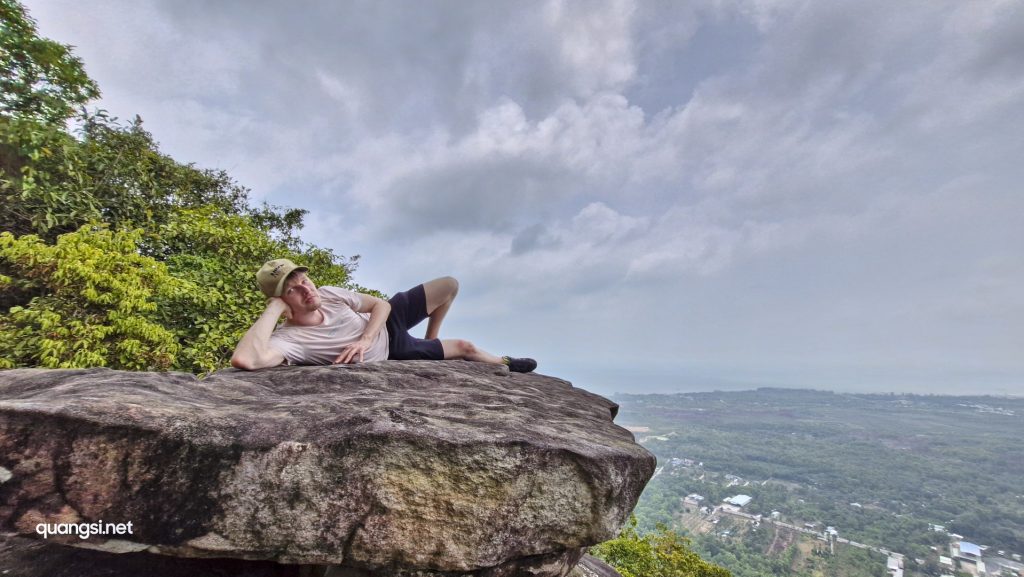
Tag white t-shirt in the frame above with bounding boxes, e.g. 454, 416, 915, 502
268, 286, 389, 365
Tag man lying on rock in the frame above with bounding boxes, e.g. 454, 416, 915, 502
230, 258, 538, 373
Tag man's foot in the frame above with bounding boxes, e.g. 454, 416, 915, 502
502, 356, 537, 373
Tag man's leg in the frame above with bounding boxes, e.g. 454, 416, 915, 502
442, 339, 537, 372
422, 276, 458, 340
441, 339, 505, 365
416, 278, 537, 373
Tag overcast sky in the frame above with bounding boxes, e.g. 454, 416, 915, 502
23, 0, 1024, 396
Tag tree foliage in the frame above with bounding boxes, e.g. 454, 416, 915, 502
0, 225, 182, 370
0, 0, 99, 123
1, 111, 256, 240
0, 0, 359, 373
591, 516, 732, 577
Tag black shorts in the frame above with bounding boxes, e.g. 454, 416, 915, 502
386, 284, 444, 360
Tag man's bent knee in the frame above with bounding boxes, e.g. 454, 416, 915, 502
444, 339, 475, 358
440, 276, 459, 299
425, 277, 459, 314
457, 339, 476, 357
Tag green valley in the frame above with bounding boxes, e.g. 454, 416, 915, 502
615, 389, 1024, 577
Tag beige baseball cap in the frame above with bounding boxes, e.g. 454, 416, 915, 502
256, 258, 308, 298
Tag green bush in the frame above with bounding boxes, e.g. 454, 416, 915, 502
0, 225, 183, 370
591, 516, 731, 577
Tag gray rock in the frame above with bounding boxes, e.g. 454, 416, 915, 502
569, 554, 624, 577
0, 361, 654, 576
0, 532, 306, 577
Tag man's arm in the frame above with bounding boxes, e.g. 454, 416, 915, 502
334, 293, 391, 364
231, 298, 289, 370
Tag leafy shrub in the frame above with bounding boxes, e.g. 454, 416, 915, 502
591, 516, 732, 577
0, 225, 183, 370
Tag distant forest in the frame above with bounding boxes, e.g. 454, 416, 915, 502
616, 388, 1024, 576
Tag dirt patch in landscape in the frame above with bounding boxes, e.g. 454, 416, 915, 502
766, 525, 798, 556
794, 539, 825, 576
678, 510, 714, 535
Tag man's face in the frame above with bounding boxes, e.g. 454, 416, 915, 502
280, 271, 321, 313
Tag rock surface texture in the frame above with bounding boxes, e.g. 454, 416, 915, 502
0, 533, 623, 577
569, 555, 624, 577
0, 361, 654, 576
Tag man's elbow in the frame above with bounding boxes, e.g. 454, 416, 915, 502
232, 350, 284, 371
231, 354, 252, 373
230, 352, 258, 371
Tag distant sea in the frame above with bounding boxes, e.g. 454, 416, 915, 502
546, 361, 1023, 398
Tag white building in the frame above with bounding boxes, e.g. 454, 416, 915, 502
683, 493, 705, 506
952, 542, 985, 577
723, 494, 752, 507
887, 556, 903, 573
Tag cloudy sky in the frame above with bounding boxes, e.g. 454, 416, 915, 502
24, 0, 1024, 396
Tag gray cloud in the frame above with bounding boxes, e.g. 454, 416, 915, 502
148, 0, 640, 133
23, 0, 1024, 394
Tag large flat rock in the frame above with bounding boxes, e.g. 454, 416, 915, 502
0, 361, 654, 576
569, 555, 624, 577
0, 532, 304, 577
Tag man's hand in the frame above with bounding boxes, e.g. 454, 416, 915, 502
335, 337, 373, 364
266, 297, 293, 320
